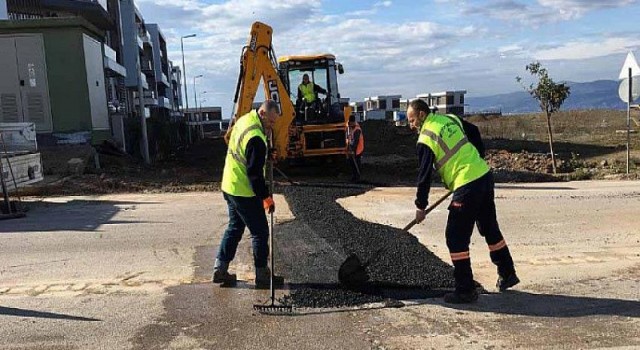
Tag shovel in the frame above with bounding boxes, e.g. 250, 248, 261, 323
338, 190, 453, 287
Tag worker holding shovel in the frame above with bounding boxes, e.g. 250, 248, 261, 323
407, 99, 519, 304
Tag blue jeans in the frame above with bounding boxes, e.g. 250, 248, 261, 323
216, 192, 269, 268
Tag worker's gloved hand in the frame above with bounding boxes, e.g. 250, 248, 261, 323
263, 197, 275, 214
415, 208, 427, 224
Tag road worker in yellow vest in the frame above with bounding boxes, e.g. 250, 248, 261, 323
296, 74, 327, 121
213, 100, 283, 287
297, 73, 327, 105
407, 99, 519, 304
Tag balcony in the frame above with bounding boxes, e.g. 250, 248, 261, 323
136, 35, 143, 51
139, 72, 149, 90
141, 31, 153, 48
157, 97, 172, 109
103, 44, 126, 77
140, 59, 153, 72
159, 73, 170, 87
134, 96, 158, 107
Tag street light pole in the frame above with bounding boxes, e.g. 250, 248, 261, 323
180, 33, 196, 143
200, 98, 207, 139
193, 75, 203, 140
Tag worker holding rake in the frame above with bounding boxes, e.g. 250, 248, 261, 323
213, 100, 283, 288
406, 99, 519, 304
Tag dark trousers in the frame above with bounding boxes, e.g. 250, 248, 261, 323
216, 192, 269, 268
349, 154, 362, 181
446, 171, 515, 292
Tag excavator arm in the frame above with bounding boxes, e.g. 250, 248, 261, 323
226, 22, 295, 161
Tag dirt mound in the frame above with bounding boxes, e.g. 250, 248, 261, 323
486, 150, 564, 173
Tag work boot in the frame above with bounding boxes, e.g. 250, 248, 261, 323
212, 269, 237, 284
444, 289, 479, 304
255, 266, 285, 288
497, 272, 520, 291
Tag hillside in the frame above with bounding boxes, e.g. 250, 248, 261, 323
467, 80, 629, 114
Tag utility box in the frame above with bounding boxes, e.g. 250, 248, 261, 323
0, 34, 53, 132
0, 18, 110, 143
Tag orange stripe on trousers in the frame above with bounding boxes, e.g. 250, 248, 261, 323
488, 239, 507, 252
450, 251, 470, 261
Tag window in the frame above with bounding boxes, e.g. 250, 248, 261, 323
379, 99, 387, 109
459, 94, 464, 105
446, 95, 454, 105
367, 100, 375, 110
391, 99, 400, 109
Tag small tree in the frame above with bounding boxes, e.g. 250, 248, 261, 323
516, 62, 570, 173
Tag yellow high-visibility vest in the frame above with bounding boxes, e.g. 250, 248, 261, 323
221, 110, 267, 197
299, 82, 316, 103
417, 113, 489, 190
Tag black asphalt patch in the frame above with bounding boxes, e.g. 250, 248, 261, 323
275, 185, 456, 308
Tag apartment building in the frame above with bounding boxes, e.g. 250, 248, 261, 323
348, 101, 364, 122
416, 90, 466, 115
363, 95, 402, 121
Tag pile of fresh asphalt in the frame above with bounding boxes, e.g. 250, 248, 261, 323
275, 184, 456, 308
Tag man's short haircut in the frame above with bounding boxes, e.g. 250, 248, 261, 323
260, 100, 280, 114
303, 73, 309, 79
408, 99, 431, 114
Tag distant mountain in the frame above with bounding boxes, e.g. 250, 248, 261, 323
466, 80, 628, 114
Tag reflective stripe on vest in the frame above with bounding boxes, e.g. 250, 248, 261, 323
347, 124, 365, 156
299, 82, 315, 103
221, 110, 267, 197
417, 113, 489, 190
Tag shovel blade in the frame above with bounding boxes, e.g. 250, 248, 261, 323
338, 254, 370, 287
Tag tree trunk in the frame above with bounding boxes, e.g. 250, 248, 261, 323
545, 112, 557, 174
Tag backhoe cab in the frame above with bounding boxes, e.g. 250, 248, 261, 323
278, 54, 349, 158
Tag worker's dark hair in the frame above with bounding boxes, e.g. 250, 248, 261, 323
260, 100, 280, 115
408, 99, 431, 114
349, 114, 356, 123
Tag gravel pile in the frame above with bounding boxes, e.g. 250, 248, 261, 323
275, 185, 455, 308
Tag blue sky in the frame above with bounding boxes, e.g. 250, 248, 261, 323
135, 0, 640, 117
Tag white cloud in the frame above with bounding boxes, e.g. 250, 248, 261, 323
535, 37, 640, 60
537, 0, 637, 19
463, 0, 636, 26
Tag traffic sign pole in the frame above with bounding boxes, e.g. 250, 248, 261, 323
628, 68, 632, 174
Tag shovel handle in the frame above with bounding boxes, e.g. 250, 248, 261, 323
403, 190, 453, 232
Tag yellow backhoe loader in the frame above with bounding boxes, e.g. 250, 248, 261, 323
226, 21, 352, 161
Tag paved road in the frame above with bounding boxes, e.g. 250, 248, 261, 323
1, 181, 639, 349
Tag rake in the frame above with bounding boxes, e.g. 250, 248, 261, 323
253, 137, 293, 315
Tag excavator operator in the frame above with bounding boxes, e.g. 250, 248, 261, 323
296, 73, 326, 121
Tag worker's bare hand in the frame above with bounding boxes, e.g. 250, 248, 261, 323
415, 208, 426, 224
